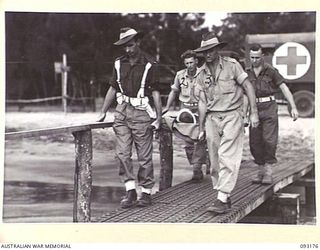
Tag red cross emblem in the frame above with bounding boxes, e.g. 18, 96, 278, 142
272, 42, 311, 80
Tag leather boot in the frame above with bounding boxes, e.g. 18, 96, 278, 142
136, 192, 152, 207
191, 167, 204, 182
120, 189, 137, 208
252, 164, 265, 184
261, 164, 273, 185
206, 199, 231, 214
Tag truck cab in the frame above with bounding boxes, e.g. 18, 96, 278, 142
245, 32, 315, 117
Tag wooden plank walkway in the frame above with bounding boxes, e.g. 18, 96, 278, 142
95, 155, 314, 223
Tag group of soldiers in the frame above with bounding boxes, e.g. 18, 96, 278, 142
97, 27, 298, 214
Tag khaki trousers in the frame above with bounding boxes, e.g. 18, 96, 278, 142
205, 109, 244, 194
113, 103, 154, 189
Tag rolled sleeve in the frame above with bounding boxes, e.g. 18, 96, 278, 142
233, 61, 248, 85
171, 85, 180, 92
273, 69, 285, 87
236, 72, 248, 85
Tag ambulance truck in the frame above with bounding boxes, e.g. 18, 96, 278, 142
244, 32, 315, 117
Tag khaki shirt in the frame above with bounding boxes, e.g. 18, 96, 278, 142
246, 62, 284, 98
195, 56, 248, 112
171, 67, 203, 104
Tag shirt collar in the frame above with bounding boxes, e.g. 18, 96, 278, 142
183, 67, 203, 78
122, 50, 145, 64
203, 56, 223, 76
250, 61, 267, 74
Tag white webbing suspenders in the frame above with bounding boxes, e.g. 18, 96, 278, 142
114, 59, 155, 118
115, 60, 125, 104
138, 62, 152, 97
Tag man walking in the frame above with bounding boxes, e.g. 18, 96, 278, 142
247, 44, 298, 184
97, 27, 162, 208
163, 50, 209, 181
195, 32, 259, 214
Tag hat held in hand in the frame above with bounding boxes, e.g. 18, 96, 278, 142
176, 108, 198, 124
163, 109, 200, 143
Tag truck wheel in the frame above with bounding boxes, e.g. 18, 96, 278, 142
290, 90, 315, 118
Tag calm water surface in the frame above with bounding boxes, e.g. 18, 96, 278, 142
3, 181, 124, 223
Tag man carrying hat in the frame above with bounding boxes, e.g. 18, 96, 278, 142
163, 50, 209, 181
97, 27, 162, 208
194, 32, 259, 213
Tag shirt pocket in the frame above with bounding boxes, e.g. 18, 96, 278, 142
180, 78, 191, 97
259, 75, 276, 96
218, 76, 236, 94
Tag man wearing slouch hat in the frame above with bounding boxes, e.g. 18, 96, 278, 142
194, 32, 259, 213
97, 27, 162, 208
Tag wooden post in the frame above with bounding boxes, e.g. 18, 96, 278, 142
158, 121, 173, 191
73, 129, 93, 222
305, 169, 316, 209
62, 54, 68, 114
275, 193, 300, 224
240, 192, 301, 224
293, 168, 315, 217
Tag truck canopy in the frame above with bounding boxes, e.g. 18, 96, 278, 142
246, 32, 315, 46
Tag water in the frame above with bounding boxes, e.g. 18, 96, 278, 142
3, 181, 125, 223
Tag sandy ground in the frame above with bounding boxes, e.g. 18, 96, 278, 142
2, 105, 315, 222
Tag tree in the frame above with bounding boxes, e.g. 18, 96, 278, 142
211, 12, 316, 56
6, 12, 207, 99
7, 12, 315, 100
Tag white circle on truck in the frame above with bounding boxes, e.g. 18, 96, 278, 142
272, 42, 311, 80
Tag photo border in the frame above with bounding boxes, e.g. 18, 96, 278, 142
0, 0, 319, 244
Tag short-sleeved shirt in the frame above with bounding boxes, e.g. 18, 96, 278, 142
171, 67, 203, 104
195, 56, 248, 112
246, 62, 284, 98
109, 50, 160, 97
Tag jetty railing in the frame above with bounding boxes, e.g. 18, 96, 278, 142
5, 121, 173, 222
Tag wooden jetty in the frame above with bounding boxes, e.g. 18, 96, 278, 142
95, 158, 314, 223
5, 121, 315, 223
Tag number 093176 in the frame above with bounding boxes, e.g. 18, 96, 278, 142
300, 244, 319, 248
